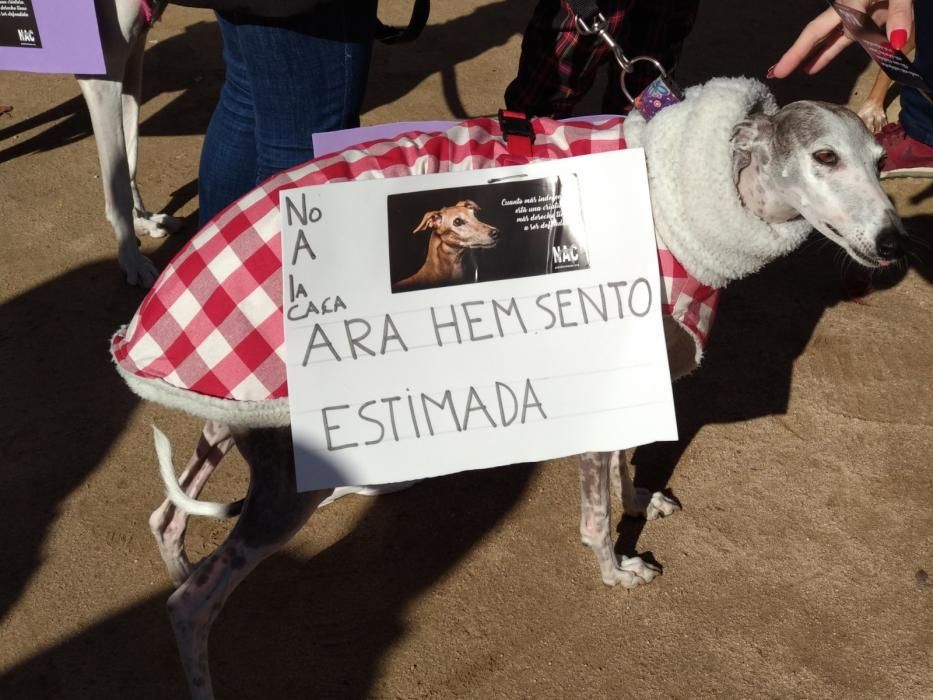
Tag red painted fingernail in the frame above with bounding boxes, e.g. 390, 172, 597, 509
890, 29, 907, 51
766, 64, 776, 79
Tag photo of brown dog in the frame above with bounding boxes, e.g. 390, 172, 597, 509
393, 200, 499, 291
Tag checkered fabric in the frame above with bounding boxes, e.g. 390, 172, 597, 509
111, 115, 719, 410
657, 246, 718, 350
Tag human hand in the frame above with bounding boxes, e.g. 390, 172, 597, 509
770, 0, 913, 78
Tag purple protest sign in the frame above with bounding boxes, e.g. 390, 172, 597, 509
0, 0, 104, 75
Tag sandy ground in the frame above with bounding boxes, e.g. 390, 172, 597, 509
1, 1, 932, 698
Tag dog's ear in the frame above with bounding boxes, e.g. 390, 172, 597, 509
731, 113, 774, 181
455, 200, 480, 211
413, 210, 441, 233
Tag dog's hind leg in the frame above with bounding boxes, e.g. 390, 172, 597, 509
579, 451, 660, 587
150, 421, 235, 587
122, 32, 182, 239
166, 427, 327, 699
611, 449, 680, 521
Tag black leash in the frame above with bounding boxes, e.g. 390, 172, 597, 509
376, 0, 430, 44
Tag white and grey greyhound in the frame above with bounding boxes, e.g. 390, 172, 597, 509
77, 0, 181, 287
145, 79, 905, 697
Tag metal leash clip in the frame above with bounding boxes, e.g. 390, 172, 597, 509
574, 10, 684, 118
574, 11, 633, 75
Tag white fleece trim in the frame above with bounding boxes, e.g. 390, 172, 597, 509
624, 77, 813, 289
114, 362, 291, 428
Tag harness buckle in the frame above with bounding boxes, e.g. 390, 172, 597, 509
498, 109, 536, 157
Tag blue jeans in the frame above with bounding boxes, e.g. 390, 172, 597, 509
199, 4, 377, 226
900, 0, 933, 145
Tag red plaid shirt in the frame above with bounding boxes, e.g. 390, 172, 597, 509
112, 116, 717, 407
505, 0, 699, 117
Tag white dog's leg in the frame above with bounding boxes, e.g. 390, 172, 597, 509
77, 0, 159, 286
79, 76, 159, 287
612, 450, 680, 521
149, 421, 234, 587
579, 451, 660, 588
122, 35, 182, 239
166, 428, 326, 699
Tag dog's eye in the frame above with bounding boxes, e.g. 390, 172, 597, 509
812, 150, 839, 166
453, 217, 465, 227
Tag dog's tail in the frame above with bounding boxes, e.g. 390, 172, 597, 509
153, 425, 244, 518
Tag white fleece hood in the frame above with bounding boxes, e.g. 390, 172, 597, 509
623, 77, 814, 289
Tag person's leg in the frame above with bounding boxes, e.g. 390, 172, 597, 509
198, 12, 259, 226
876, 1, 933, 177
504, 0, 623, 118
234, 1, 377, 184
898, 1, 933, 144
604, 0, 699, 114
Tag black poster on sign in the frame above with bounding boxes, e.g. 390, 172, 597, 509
387, 175, 590, 294
0, 0, 41, 48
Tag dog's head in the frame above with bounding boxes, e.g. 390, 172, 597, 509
732, 101, 906, 268
413, 200, 499, 249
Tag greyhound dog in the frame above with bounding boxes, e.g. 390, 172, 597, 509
393, 199, 500, 290
142, 83, 905, 697
77, 0, 181, 287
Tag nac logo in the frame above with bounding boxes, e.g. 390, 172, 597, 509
552, 244, 579, 264
18, 29, 36, 44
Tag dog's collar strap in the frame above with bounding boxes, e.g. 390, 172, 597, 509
633, 76, 684, 121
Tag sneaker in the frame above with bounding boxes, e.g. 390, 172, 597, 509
876, 122, 933, 179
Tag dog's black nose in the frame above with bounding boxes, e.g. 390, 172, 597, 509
489, 228, 499, 239
875, 229, 905, 260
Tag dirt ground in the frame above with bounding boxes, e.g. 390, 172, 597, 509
1, 1, 932, 698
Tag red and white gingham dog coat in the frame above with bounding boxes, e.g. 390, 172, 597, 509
111, 117, 718, 423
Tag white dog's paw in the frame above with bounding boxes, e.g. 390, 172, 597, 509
135, 210, 183, 239
120, 248, 160, 288
857, 104, 888, 134
644, 490, 680, 520
603, 554, 660, 588
626, 488, 680, 520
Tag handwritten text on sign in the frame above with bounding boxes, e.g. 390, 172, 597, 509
281, 150, 677, 491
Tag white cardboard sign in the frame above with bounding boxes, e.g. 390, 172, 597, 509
281, 149, 677, 491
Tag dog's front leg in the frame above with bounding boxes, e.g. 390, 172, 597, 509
611, 450, 680, 521
149, 421, 235, 587
78, 77, 159, 287
578, 451, 659, 588
122, 34, 182, 239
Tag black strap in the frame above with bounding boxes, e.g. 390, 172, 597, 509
376, 0, 430, 44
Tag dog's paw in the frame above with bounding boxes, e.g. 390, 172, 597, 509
857, 104, 888, 134
626, 488, 680, 520
120, 250, 160, 288
135, 210, 183, 239
602, 554, 660, 588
